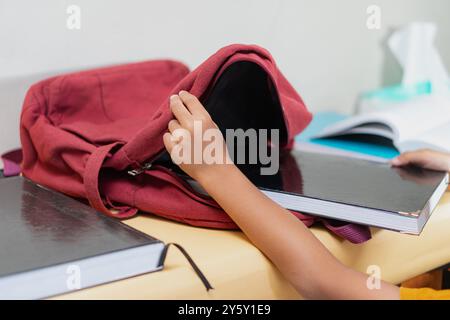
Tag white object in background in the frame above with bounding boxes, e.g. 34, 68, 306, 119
357, 22, 450, 115
388, 22, 449, 96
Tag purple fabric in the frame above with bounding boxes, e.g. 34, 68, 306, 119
1, 149, 22, 177
322, 219, 371, 244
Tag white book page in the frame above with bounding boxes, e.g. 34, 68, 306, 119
380, 96, 450, 142
315, 96, 450, 145
399, 121, 450, 153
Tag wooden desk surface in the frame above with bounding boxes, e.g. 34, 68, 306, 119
54, 193, 450, 299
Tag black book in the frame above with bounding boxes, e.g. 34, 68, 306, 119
0, 176, 165, 299
183, 150, 449, 234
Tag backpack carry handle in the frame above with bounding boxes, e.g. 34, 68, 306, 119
84, 143, 138, 219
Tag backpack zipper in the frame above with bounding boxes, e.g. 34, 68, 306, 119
127, 162, 153, 176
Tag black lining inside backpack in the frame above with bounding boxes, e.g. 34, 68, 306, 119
155, 61, 287, 179
203, 61, 288, 144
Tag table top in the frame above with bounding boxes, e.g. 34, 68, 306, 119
54, 192, 450, 299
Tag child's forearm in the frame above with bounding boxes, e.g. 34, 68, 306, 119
197, 165, 400, 299
164, 91, 399, 299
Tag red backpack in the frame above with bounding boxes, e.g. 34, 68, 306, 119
19, 44, 371, 243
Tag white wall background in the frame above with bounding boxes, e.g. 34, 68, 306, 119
1, 0, 449, 154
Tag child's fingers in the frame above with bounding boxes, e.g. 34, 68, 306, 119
163, 132, 175, 153
168, 119, 182, 134
391, 152, 414, 166
179, 91, 209, 117
170, 95, 192, 126
391, 151, 427, 166
391, 156, 408, 166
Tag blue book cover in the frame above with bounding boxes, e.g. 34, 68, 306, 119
295, 112, 400, 160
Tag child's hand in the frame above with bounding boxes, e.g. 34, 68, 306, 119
391, 149, 450, 172
163, 91, 234, 182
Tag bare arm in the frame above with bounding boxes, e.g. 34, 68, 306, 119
163, 91, 400, 299
197, 164, 399, 299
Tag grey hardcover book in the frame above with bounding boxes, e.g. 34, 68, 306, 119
0, 176, 165, 299
182, 150, 449, 234
250, 151, 449, 234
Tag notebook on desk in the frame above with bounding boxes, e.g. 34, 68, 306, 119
181, 150, 449, 235
0, 176, 165, 299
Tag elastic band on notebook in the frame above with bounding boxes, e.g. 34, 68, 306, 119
158, 243, 213, 291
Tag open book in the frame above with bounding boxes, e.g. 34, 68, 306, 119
314, 96, 450, 154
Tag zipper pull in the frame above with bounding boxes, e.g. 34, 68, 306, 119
127, 162, 153, 176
